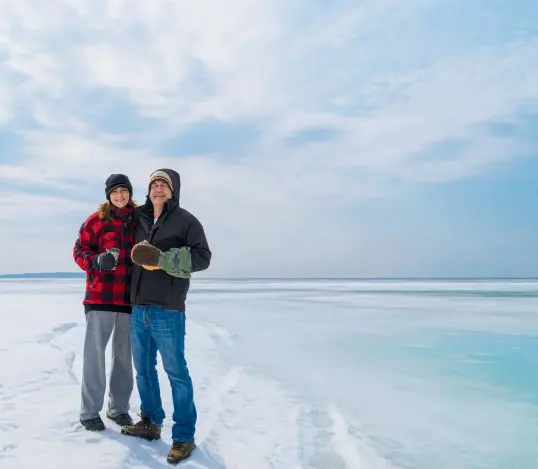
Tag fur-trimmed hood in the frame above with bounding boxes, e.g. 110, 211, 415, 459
97, 200, 137, 221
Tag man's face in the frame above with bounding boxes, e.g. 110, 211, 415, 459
109, 187, 130, 209
149, 179, 172, 205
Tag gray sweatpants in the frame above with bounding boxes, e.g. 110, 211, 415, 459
80, 310, 134, 420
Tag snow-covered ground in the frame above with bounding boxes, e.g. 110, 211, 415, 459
1, 278, 537, 468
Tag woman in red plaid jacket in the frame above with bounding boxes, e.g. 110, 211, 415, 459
73, 174, 137, 432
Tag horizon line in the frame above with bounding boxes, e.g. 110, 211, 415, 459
1, 272, 538, 281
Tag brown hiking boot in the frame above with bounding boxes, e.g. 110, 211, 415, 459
167, 441, 196, 465
120, 414, 161, 441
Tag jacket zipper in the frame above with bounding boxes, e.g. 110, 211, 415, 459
134, 210, 170, 301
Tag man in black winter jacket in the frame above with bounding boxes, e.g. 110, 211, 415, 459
121, 168, 211, 465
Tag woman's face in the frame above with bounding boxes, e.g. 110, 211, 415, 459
110, 187, 130, 209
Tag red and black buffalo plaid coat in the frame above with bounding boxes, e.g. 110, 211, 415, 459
73, 204, 135, 313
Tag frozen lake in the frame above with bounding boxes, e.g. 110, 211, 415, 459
0, 278, 536, 468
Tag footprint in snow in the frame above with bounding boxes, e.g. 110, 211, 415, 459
36, 322, 81, 344
0, 443, 17, 458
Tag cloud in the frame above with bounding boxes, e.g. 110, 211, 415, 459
0, 0, 537, 275
0, 190, 93, 221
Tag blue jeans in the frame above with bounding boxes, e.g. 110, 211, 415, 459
130, 305, 196, 442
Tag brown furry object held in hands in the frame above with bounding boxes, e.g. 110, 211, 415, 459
131, 242, 162, 270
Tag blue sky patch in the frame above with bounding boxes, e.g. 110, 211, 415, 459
75, 89, 163, 135
284, 126, 341, 147
0, 131, 25, 163
159, 118, 263, 157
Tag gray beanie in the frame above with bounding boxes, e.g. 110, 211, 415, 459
148, 170, 173, 192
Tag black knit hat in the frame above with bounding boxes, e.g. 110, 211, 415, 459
105, 174, 133, 200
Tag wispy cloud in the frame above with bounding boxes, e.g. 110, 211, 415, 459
0, 0, 536, 275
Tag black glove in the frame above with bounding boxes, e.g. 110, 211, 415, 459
93, 252, 117, 270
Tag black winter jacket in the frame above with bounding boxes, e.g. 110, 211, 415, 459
130, 169, 211, 311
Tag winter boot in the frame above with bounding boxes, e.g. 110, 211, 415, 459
80, 416, 105, 431
120, 414, 161, 441
167, 441, 196, 465
106, 412, 134, 426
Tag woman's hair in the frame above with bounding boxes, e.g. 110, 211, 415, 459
97, 199, 138, 222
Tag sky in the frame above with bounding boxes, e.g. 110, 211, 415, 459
0, 0, 537, 278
